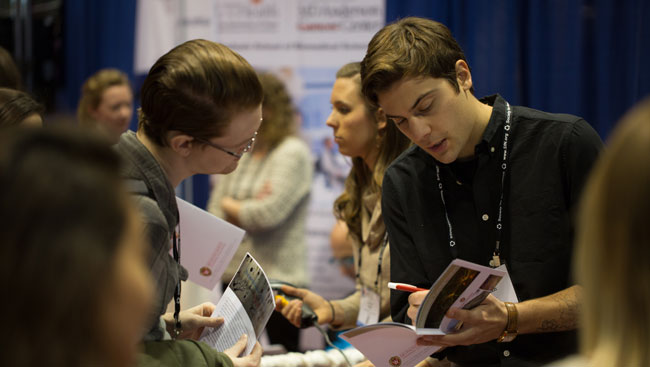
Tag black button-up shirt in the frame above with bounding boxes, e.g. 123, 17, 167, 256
383, 95, 603, 366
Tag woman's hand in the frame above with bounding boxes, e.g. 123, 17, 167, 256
276, 285, 333, 327
163, 302, 224, 340
224, 334, 262, 367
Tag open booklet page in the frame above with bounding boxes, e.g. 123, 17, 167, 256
342, 323, 441, 367
200, 253, 275, 355
176, 197, 245, 290
342, 259, 513, 366
415, 259, 507, 334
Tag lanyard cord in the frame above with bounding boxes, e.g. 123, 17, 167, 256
172, 219, 182, 337
355, 232, 389, 292
434, 101, 512, 267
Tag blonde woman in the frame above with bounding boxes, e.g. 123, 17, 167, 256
278, 61, 410, 345
78, 68, 133, 144
552, 98, 650, 367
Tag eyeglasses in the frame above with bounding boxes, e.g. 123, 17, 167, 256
195, 131, 257, 158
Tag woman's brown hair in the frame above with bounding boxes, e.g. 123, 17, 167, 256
0, 87, 44, 127
333, 62, 411, 243
139, 39, 263, 147
255, 71, 296, 151
0, 127, 129, 367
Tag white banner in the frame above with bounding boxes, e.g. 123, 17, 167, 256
135, 1, 385, 339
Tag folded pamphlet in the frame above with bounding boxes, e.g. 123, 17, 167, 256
200, 253, 275, 355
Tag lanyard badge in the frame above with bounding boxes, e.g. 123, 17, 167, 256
435, 102, 513, 268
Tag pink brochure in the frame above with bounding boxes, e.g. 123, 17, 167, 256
176, 197, 245, 290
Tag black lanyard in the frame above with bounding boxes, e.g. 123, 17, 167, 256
434, 101, 512, 268
172, 222, 182, 337
356, 232, 389, 292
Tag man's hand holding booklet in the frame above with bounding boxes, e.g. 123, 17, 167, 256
342, 259, 512, 367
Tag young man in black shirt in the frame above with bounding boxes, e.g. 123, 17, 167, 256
360, 17, 603, 366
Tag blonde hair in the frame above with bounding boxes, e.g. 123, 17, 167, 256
333, 62, 411, 243
575, 98, 650, 367
256, 72, 295, 151
77, 69, 130, 127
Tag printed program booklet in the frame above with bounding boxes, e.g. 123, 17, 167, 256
342, 259, 507, 367
199, 253, 275, 355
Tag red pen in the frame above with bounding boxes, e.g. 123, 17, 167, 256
388, 282, 428, 292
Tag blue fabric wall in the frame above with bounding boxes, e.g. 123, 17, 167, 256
386, 0, 650, 138
63, 0, 650, 207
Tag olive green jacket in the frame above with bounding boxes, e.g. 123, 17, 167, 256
137, 340, 233, 367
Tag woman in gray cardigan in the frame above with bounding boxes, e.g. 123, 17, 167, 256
115, 39, 264, 367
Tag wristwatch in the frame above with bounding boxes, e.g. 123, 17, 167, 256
496, 302, 518, 343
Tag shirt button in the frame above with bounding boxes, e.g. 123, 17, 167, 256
503, 350, 510, 357
490, 146, 496, 153
456, 180, 462, 185
482, 214, 489, 221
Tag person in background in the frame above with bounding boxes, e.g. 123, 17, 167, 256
277, 62, 416, 364
0, 87, 44, 127
361, 17, 603, 366
78, 68, 134, 144
0, 127, 153, 367
114, 39, 263, 366
0, 46, 22, 90
207, 71, 313, 352
550, 98, 650, 367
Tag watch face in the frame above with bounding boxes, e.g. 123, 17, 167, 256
389, 356, 402, 366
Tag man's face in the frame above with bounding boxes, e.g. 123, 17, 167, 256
377, 76, 476, 164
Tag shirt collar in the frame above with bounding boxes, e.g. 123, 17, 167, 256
415, 94, 510, 163
476, 94, 508, 156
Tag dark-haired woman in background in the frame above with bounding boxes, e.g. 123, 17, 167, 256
207, 71, 313, 352
0, 87, 44, 127
0, 127, 152, 367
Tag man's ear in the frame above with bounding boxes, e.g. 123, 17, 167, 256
455, 59, 473, 92
376, 108, 388, 131
168, 133, 194, 158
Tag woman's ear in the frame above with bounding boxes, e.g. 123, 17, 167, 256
88, 105, 100, 120
376, 108, 388, 131
168, 133, 194, 158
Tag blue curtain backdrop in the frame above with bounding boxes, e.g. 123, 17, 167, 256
63, 0, 650, 207
386, 0, 650, 138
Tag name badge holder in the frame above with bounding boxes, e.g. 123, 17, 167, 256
356, 233, 388, 326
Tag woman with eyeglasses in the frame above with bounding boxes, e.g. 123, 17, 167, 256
277, 62, 411, 352
114, 39, 263, 366
207, 71, 313, 352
